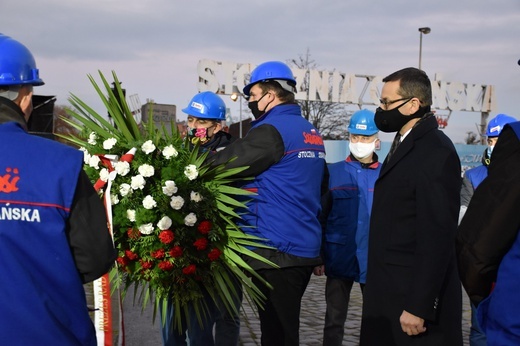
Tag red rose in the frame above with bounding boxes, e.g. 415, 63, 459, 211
151, 248, 165, 259
158, 230, 175, 244
140, 260, 153, 270
208, 248, 222, 261
182, 264, 196, 275
197, 220, 212, 234
169, 246, 183, 258
125, 250, 138, 260
193, 237, 208, 250
158, 261, 174, 271
116, 256, 129, 266
127, 228, 141, 240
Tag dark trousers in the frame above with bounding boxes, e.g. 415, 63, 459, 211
323, 277, 365, 346
253, 266, 314, 346
160, 281, 243, 346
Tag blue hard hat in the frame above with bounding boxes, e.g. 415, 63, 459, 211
182, 91, 226, 120
486, 113, 517, 137
0, 33, 44, 86
348, 109, 378, 135
243, 61, 297, 96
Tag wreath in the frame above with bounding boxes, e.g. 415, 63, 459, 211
58, 71, 275, 330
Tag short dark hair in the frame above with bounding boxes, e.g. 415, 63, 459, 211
383, 67, 432, 106
256, 81, 295, 103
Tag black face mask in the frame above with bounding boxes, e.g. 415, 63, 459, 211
374, 101, 429, 133
248, 92, 271, 119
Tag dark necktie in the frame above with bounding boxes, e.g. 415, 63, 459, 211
386, 132, 402, 163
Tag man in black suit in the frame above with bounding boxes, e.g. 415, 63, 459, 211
360, 67, 462, 345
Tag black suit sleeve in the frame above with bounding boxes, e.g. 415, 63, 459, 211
457, 125, 520, 305
205, 124, 285, 178
67, 170, 117, 283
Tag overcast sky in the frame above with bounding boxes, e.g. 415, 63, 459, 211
2, 0, 519, 143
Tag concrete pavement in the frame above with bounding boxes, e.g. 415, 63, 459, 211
117, 274, 472, 345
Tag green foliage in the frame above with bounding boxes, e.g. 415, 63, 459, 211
58, 71, 277, 331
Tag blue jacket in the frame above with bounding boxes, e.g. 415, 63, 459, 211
0, 122, 96, 345
322, 156, 380, 283
239, 103, 326, 258
465, 164, 487, 190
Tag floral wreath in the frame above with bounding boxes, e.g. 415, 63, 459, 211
59, 71, 276, 330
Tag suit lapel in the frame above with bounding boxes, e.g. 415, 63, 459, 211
379, 115, 438, 179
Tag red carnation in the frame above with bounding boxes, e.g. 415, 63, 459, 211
116, 256, 129, 266
158, 230, 175, 244
127, 228, 141, 240
125, 250, 138, 260
151, 248, 166, 259
158, 261, 174, 271
169, 246, 183, 258
197, 220, 212, 234
140, 260, 153, 270
182, 264, 196, 275
193, 237, 208, 250
208, 248, 222, 261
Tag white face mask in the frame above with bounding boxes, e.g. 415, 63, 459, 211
349, 141, 376, 160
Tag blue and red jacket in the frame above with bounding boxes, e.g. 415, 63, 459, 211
0, 121, 96, 345
239, 104, 326, 258
321, 156, 380, 283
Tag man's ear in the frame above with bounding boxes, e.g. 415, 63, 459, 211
17, 86, 33, 121
409, 98, 421, 115
212, 122, 223, 134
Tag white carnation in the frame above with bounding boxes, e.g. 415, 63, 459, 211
142, 195, 157, 209
162, 180, 178, 196
184, 212, 197, 226
138, 164, 155, 177
184, 164, 198, 180
88, 132, 97, 145
190, 191, 203, 202
139, 223, 154, 235
111, 194, 119, 205
170, 196, 185, 210
103, 137, 118, 150
119, 183, 132, 197
162, 145, 178, 159
88, 155, 101, 169
99, 168, 110, 182
141, 140, 156, 154
127, 209, 136, 222
114, 161, 131, 176
157, 216, 173, 230
130, 174, 146, 190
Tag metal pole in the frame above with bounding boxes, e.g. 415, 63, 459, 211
239, 95, 243, 138
419, 32, 423, 70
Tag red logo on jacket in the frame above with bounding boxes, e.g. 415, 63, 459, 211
303, 129, 324, 145
0, 168, 20, 193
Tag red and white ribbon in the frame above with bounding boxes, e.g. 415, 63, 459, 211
93, 148, 136, 346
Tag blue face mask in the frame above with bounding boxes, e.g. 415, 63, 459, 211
486, 145, 494, 157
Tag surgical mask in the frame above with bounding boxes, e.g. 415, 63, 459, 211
374, 103, 429, 133
349, 141, 376, 160
248, 92, 271, 119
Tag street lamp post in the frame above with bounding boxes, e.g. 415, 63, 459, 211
418, 27, 431, 70
230, 86, 243, 138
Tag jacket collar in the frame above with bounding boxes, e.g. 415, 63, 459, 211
0, 97, 28, 130
380, 114, 437, 176
346, 153, 380, 169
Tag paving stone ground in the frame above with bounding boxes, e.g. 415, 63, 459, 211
115, 274, 471, 345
